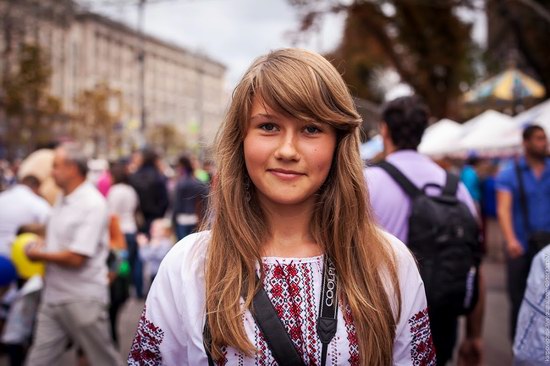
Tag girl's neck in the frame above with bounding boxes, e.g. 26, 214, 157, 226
260, 201, 322, 258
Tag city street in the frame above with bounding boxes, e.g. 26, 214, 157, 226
0, 257, 512, 365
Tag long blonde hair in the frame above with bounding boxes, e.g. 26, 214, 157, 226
205, 48, 401, 365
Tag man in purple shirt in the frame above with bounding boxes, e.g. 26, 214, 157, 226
364, 96, 484, 366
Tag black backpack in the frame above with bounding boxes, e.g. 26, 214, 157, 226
378, 161, 481, 316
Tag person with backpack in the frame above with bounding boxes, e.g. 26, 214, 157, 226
364, 95, 484, 366
496, 124, 550, 341
128, 49, 436, 365
129, 148, 169, 235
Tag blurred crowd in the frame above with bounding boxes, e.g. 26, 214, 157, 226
0, 98, 547, 365
0, 145, 212, 365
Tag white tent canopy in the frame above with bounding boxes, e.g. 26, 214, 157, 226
371, 100, 550, 159
418, 119, 463, 156
459, 110, 519, 152
514, 98, 550, 133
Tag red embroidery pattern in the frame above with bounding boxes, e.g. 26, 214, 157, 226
216, 346, 228, 366
254, 328, 269, 365
342, 303, 360, 366
330, 335, 340, 365
258, 260, 319, 364
407, 308, 436, 366
128, 305, 164, 365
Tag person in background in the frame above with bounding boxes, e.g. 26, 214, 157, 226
17, 148, 59, 206
129, 149, 169, 235
107, 162, 141, 300
106, 162, 138, 344
496, 124, 550, 340
136, 218, 172, 286
513, 244, 550, 365
461, 155, 482, 210
97, 167, 112, 197
25, 142, 121, 366
0, 175, 51, 258
172, 155, 209, 240
126, 151, 142, 175
364, 95, 484, 366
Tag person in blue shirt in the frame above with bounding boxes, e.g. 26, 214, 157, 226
513, 244, 550, 365
496, 124, 550, 340
461, 155, 482, 205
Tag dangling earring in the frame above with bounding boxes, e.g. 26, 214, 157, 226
244, 176, 252, 203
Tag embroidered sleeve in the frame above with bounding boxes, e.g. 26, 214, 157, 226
128, 305, 165, 365
391, 241, 436, 366
128, 242, 191, 365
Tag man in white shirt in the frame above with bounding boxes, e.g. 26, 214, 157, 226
0, 175, 51, 257
26, 143, 121, 366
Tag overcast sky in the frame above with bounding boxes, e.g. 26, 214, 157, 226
88, 0, 485, 95
90, 0, 345, 89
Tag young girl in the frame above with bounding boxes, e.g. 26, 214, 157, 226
129, 48, 435, 365
137, 218, 173, 285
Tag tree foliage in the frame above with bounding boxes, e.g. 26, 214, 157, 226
2, 43, 62, 156
490, 0, 550, 98
75, 82, 123, 157
289, 0, 479, 119
146, 123, 188, 158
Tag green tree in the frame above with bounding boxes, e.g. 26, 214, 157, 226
75, 83, 122, 157
2, 43, 62, 156
290, 0, 479, 119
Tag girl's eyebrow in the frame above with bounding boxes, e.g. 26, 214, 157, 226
250, 113, 277, 122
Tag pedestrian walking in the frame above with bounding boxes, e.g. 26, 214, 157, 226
129, 149, 168, 299
25, 142, 121, 366
129, 149, 169, 235
363, 96, 484, 366
0, 175, 51, 257
172, 155, 209, 240
496, 124, 550, 340
129, 48, 435, 365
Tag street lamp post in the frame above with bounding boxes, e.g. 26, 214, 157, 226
137, 0, 147, 144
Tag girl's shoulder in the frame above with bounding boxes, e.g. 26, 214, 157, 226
159, 230, 211, 281
379, 229, 418, 270
377, 229, 424, 296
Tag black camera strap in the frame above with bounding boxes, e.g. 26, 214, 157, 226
204, 256, 338, 366
317, 256, 338, 366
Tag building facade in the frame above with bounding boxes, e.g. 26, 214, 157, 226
0, 0, 226, 158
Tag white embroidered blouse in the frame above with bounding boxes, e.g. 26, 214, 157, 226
128, 231, 436, 365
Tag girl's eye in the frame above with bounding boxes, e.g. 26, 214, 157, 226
304, 125, 321, 134
259, 123, 277, 132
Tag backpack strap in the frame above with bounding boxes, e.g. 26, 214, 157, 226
377, 161, 421, 198
441, 172, 460, 197
203, 316, 216, 366
515, 161, 532, 234
250, 283, 306, 366
203, 282, 306, 366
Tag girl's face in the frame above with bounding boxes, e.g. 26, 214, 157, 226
243, 96, 337, 208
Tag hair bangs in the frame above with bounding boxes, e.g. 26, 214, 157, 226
247, 54, 361, 133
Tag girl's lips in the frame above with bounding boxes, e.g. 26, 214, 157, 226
268, 169, 305, 180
